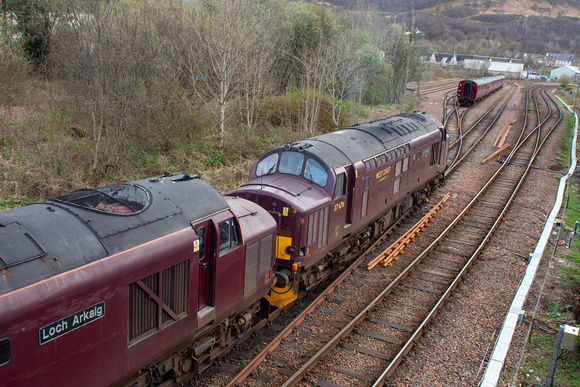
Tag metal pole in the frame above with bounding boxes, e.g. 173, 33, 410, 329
544, 325, 565, 387
401, 17, 415, 114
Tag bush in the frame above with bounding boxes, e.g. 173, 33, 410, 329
260, 95, 300, 128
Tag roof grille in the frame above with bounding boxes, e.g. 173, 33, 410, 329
53, 184, 151, 215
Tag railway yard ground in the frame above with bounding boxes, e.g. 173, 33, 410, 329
189, 81, 580, 387
408, 82, 580, 387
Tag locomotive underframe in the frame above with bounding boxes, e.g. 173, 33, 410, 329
128, 302, 265, 386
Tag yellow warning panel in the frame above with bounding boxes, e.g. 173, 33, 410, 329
276, 235, 292, 260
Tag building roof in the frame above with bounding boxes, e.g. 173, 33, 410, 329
551, 65, 580, 74
429, 53, 523, 65
545, 53, 577, 62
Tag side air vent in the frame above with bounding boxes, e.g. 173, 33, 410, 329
128, 260, 188, 344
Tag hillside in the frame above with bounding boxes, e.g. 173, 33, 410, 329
324, 0, 580, 58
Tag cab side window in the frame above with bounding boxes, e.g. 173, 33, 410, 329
218, 219, 239, 252
197, 227, 205, 259
335, 173, 345, 197
304, 158, 328, 187
0, 338, 10, 366
256, 153, 279, 176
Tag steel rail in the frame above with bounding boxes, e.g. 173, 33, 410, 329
222, 86, 560, 387
445, 85, 517, 176
224, 214, 408, 387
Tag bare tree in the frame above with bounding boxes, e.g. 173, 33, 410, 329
299, 47, 327, 136
178, 0, 267, 146
238, 1, 287, 130
322, 34, 362, 129
54, 0, 179, 170
54, 0, 112, 169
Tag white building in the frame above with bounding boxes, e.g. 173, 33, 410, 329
429, 53, 524, 78
550, 65, 580, 80
462, 56, 524, 78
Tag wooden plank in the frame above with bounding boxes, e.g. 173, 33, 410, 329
493, 125, 506, 147
404, 283, 441, 294
279, 368, 296, 376
367, 193, 450, 270
421, 269, 455, 278
482, 143, 511, 164
316, 379, 343, 387
393, 291, 432, 302
415, 276, 449, 286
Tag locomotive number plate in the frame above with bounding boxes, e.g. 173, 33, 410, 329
39, 301, 105, 345
376, 166, 391, 183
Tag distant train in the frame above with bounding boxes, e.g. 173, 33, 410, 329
457, 75, 505, 106
0, 112, 447, 386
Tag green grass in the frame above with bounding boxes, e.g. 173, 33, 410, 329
0, 196, 38, 211
519, 333, 580, 387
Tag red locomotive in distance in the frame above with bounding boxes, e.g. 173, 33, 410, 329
457, 75, 505, 106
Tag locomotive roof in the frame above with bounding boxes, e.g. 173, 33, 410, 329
0, 172, 228, 295
462, 75, 505, 85
277, 112, 442, 169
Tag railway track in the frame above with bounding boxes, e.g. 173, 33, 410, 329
210, 86, 561, 387
411, 80, 459, 96
445, 84, 517, 175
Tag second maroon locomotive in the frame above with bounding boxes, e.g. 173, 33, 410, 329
227, 112, 447, 307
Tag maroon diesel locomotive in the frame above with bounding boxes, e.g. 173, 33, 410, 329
227, 112, 447, 308
0, 173, 276, 386
457, 75, 505, 106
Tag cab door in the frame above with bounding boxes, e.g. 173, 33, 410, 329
332, 166, 354, 237
193, 221, 214, 309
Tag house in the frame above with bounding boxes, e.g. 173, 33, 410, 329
545, 53, 577, 67
430, 53, 457, 66
523, 53, 544, 66
461, 55, 524, 78
550, 65, 580, 80
429, 53, 524, 78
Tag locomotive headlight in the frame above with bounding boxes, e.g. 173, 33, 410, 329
285, 246, 297, 255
